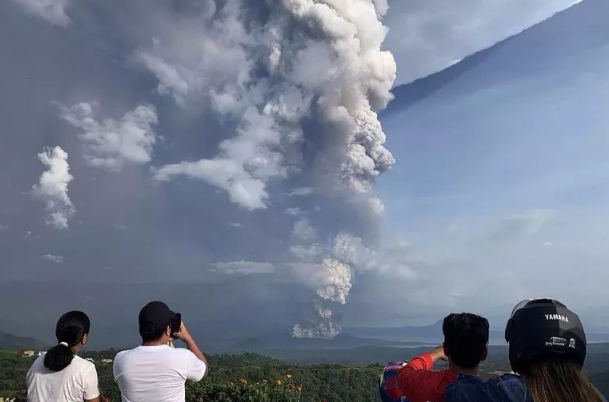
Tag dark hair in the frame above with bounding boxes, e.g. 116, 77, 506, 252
443, 313, 489, 369
528, 355, 604, 402
140, 327, 166, 342
44, 311, 90, 372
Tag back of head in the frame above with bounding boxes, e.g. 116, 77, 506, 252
44, 311, 90, 372
505, 299, 586, 374
443, 313, 489, 369
505, 299, 603, 402
138, 301, 177, 342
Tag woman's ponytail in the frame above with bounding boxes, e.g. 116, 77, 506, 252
43, 311, 90, 372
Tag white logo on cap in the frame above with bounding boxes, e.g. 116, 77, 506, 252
545, 314, 569, 323
545, 337, 567, 347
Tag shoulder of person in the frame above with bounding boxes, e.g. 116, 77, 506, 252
492, 374, 525, 391
70, 355, 95, 372
33, 355, 45, 365
446, 374, 487, 393
28, 355, 46, 372
445, 374, 493, 402
495, 374, 522, 384
171, 347, 198, 359
73, 355, 95, 369
114, 348, 136, 359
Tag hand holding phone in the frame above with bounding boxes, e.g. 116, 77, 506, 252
170, 313, 182, 335
172, 320, 193, 342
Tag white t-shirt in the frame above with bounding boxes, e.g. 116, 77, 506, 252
26, 355, 100, 402
113, 345, 207, 402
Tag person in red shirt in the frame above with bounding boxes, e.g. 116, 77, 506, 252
397, 313, 490, 402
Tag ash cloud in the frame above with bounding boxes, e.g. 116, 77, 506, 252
31, 146, 75, 230
3, 0, 397, 338
138, 0, 397, 336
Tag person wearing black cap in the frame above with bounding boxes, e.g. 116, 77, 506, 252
113, 301, 208, 402
444, 298, 606, 402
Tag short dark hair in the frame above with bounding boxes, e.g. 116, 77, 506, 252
443, 313, 489, 369
140, 326, 166, 342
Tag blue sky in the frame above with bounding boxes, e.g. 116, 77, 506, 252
371, 0, 609, 328
0, 0, 606, 345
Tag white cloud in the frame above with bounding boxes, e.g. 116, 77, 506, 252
60, 102, 158, 172
289, 188, 314, 197
491, 208, 554, 240
9, 0, 72, 27
31, 146, 75, 230
40, 254, 64, 263
544, 241, 554, 247
385, 0, 583, 85
153, 155, 270, 210
137, 53, 191, 106
213, 261, 276, 275
285, 208, 301, 216
153, 107, 280, 210
0, 224, 9, 233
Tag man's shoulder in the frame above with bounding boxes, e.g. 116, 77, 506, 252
113, 348, 139, 364
168, 347, 198, 361
115, 348, 134, 358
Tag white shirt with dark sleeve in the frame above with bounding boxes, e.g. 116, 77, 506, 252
113, 345, 207, 402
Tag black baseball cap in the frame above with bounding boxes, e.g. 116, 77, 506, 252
505, 298, 586, 373
139, 301, 180, 338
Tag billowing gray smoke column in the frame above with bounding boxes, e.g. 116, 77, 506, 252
141, 0, 397, 338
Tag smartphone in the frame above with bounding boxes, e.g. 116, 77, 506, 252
170, 313, 182, 335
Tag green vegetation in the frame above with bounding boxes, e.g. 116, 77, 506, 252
0, 351, 380, 402
3, 346, 609, 401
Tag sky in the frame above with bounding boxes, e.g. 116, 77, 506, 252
0, 0, 604, 348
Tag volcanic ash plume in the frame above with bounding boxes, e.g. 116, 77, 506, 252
293, 304, 342, 339
290, 220, 378, 338
138, 0, 396, 337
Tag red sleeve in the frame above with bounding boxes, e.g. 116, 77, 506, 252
405, 354, 434, 370
398, 354, 447, 402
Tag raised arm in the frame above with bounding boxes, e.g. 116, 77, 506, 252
397, 345, 449, 401
173, 322, 209, 379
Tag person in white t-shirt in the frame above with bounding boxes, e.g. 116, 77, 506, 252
27, 311, 100, 402
113, 301, 208, 402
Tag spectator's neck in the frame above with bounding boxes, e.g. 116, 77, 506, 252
142, 340, 167, 347
449, 362, 479, 376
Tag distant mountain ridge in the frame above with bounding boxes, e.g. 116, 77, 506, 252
345, 320, 609, 344
0, 330, 48, 350
344, 320, 444, 341
229, 332, 424, 352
